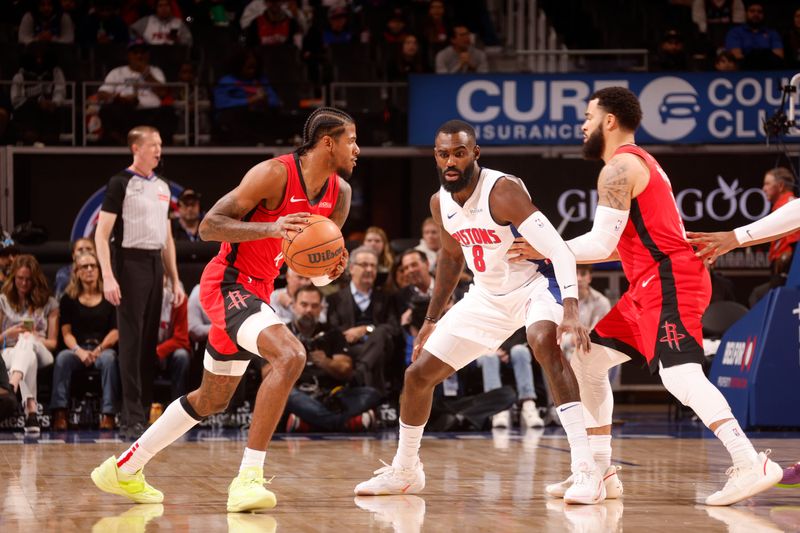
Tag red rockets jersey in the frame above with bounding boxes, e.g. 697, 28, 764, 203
213, 152, 339, 290
613, 144, 699, 283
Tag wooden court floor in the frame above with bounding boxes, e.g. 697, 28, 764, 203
1, 430, 799, 532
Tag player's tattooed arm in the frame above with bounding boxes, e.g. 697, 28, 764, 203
597, 157, 636, 211
200, 160, 309, 242
425, 192, 464, 321
329, 178, 352, 229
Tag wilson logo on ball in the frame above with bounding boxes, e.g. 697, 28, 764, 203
307, 247, 343, 264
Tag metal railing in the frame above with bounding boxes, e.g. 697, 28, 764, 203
0, 81, 76, 146
513, 49, 650, 73
80, 81, 190, 146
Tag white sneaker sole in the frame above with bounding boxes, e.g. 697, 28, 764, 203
547, 467, 622, 499
705, 459, 783, 506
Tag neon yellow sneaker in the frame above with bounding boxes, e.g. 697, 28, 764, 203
91, 504, 164, 533
226, 513, 278, 533
91, 456, 164, 504
227, 467, 277, 513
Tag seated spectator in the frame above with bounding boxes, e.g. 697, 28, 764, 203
50, 252, 119, 431
245, 0, 302, 47
171, 189, 203, 241
714, 50, 738, 70
284, 285, 381, 432
414, 216, 440, 273
652, 28, 689, 71
0, 233, 20, 285
54, 237, 96, 299
269, 267, 328, 324
435, 24, 488, 73
18, 0, 75, 44
724, 1, 783, 70
396, 249, 434, 310
327, 246, 400, 397
693, 0, 745, 53
387, 34, 430, 81
378, 8, 409, 58
78, 0, 130, 46
0, 358, 19, 421
213, 48, 281, 145
363, 226, 394, 283
10, 43, 66, 146
322, 6, 355, 46
477, 328, 544, 429
96, 39, 176, 145
156, 277, 190, 402
0, 255, 59, 435
130, 0, 193, 46
240, 0, 308, 33
187, 283, 210, 346
421, 0, 449, 63
785, 7, 800, 69
384, 255, 409, 294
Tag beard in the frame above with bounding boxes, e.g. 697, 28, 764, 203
581, 125, 605, 160
336, 165, 352, 180
437, 162, 475, 193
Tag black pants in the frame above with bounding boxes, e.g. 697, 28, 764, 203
114, 248, 163, 427
347, 327, 394, 397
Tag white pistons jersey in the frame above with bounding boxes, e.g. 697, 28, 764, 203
439, 167, 546, 296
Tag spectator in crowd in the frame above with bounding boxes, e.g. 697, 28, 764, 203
10, 43, 66, 146
50, 251, 120, 431
396, 249, 434, 308
323, 6, 355, 45
171, 189, 203, 241
0, 233, 20, 285
96, 39, 176, 145
213, 48, 281, 145
653, 28, 689, 71
240, 0, 308, 34
477, 327, 544, 429
785, 7, 800, 69
327, 246, 399, 397
0, 255, 59, 435
363, 226, 394, 282
749, 167, 800, 306
378, 8, 408, 59
724, 1, 783, 70
78, 0, 130, 46
0, 358, 19, 421
693, 0, 745, 53
245, 0, 302, 47
421, 0, 449, 61
387, 34, 430, 81
284, 285, 382, 432
187, 283, 210, 346
414, 216, 440, 273
269, 267, 329, 324
435, 24, 488, 73
54, 237, 96, 299
156, 277, 190, 402
384, 256, 409, 293
714, 50, 738, 70
130, 0, 193, 46
18, 0, 75, 44
95, 125, 185, 440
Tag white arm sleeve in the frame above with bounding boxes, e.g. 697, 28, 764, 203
566, 206, 629, 262
734, 199, 800, 245
517, 211, 579, 300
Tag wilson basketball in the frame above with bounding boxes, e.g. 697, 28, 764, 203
281, 214, 345, 277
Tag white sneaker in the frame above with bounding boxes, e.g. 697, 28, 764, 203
563, 501, 608, 532
563, 462, 606, 505
354, 495, 426, 531
705, 450, 782, 506
521, 401, 544, 428
354, 460, 425, 496
492, 410, 511, 429
703, 506, 783, 532
546, 465, 623, 499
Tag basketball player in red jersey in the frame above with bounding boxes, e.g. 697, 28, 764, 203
91, 107, 357, 512
511, 87, 781, 506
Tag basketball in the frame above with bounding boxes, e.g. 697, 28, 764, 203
281, 214, 345, 277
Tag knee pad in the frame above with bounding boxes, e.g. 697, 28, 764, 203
570, 343, 629, 428
658, 362, 733, 427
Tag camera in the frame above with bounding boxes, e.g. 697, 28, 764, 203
407, 292, 432, 331
301, 329, 346, 357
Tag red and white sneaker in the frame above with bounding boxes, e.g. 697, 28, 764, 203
546, 465, 623, 499
705, 450, 782, 506
354, 460, 425, 496
564, 462, 606, 505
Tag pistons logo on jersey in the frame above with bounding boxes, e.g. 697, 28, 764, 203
450, 228, 501, 247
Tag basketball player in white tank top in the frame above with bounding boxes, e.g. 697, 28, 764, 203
355, 120, 608, 505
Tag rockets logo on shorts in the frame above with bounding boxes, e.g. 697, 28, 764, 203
227, 290, 251, 311
659, 320, 686, 350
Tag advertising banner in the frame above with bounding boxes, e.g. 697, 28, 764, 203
409, 72, 799, 145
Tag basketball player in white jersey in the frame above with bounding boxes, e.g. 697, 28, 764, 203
355, 119, 612, 504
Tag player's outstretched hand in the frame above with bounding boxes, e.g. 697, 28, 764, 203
275, 212, 311, 240
326, 248, 349, 281
685, 230, 738, 265
507, 237, 545, 263
412, 321, 436, 362
557, 299, 590, 353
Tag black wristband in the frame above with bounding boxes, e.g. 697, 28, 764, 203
424, 315, 438, 324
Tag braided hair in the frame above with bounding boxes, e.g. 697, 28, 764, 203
295, 107, 354, 155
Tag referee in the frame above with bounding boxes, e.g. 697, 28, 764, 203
95, 125, 186, 439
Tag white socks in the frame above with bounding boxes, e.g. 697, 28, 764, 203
556, 402, 596, 472
240, 447, 267, 472
118, 397, 201, 475
589, 434, 612, 471
393, 420, 425, 469
715, 419, 758, 469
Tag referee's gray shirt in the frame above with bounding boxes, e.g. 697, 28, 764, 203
101, 168, 170, 250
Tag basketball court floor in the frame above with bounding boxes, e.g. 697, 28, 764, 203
1, 407, 798, 532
